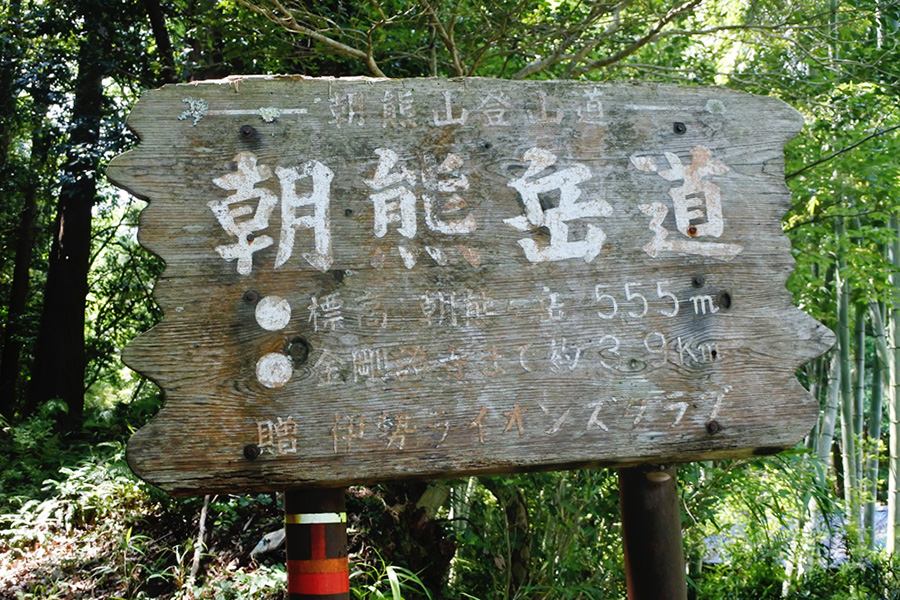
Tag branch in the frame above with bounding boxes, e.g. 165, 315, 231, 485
188, 494, 212, 587
513, 50, 574, 80
88, 205, 131, 269
235, 0, 387, 77
122, 239, 162, 319
513, 1, 632, 79
785, 208, 888, 232
419, 0, 465, 76
659, 8, 859, 38
575, 0, 704, 74
468, 0, 531, 75
786, 124, 900, 181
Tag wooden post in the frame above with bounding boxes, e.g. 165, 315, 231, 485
284, 488, 350, 600
619, 465, 687, 600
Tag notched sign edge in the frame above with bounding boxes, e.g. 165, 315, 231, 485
110, 77, 833, 495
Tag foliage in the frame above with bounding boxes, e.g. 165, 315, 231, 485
695, 542, 789, 600
233, 0, 748, 80
784, 559, 900, 600
681, 453, 839, 599
351, 553, 433, 600
84, 192, 164, 400
0, 400, 78, 505
187, 565, 287, 600
455, 471, 624, 600
4, 0, 900, 597
0, 409, 287, 599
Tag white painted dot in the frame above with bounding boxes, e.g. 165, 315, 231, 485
255, 295, 292, 331
256, 353, 293, 388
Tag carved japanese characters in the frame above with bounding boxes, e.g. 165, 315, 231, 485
107, 77, 833, 494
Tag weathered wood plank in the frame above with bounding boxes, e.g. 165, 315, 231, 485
106, 76, 833, 494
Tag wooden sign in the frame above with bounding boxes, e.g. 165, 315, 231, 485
107, 77, 833, 495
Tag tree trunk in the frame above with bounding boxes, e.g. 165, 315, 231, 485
865, 301, 887, 550
25, 7, 109, 427
854, 304, 866, 435
797, 351, 840, 578
836, 216, 859, 544
853, 303, 867, 524
0, 0, 27, 418
887, 213, 900, 554
143, 0, 177, 83
0, 122, 49, 418
817, 353, 842, 470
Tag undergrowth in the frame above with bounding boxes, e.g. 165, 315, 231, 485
7, 401, 900, 599
0, 403, 435, 599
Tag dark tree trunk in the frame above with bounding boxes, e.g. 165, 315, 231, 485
0, 123, 49, 419
0, 0, 25, 417
26, 9, 109, 427
143, 0, 177, 83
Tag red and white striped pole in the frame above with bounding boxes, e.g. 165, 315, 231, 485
284, 488, 350, 600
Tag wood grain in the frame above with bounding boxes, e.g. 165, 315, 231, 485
106, 76, 833, 494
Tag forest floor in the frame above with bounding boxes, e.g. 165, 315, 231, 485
0, 486, 287, 600
1, 533, 116, 598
